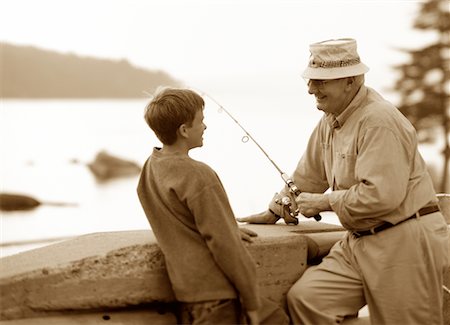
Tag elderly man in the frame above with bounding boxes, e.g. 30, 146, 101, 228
238, 38, 448, 325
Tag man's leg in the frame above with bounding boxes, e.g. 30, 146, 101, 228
357, 212, 449, 325
287, 234, 366, 325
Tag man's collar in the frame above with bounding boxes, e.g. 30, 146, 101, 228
326, 114, 341, 129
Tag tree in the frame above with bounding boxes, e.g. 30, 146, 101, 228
392, 0, 450, 192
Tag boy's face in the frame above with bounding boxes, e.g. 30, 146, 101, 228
186, 109, 207, 149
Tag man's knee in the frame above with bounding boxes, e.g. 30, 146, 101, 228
287, 279, 310, 307
287, 285, 299, 306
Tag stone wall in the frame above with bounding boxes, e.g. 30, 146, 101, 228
0, 196, 449, 324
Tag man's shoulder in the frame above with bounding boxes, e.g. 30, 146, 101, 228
364, 88, 394, 110
361, 89, 403, 123
357, 93, 416, 137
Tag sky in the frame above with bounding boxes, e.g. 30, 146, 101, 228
0, 0, 436, 99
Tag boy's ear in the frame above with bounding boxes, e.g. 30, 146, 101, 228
178, 124, 189, 139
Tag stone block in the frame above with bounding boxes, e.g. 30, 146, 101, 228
0, 309, 176, 325
1, 223, 340, 320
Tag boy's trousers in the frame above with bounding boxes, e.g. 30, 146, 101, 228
179, 296, 290, 324
287, 212, 449, 325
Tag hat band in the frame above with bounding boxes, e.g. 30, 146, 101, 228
310, 57, 361, 68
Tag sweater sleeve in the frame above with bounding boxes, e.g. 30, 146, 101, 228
187, 172, 261, 311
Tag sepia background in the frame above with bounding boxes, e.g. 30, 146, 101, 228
1, 0, 448, 256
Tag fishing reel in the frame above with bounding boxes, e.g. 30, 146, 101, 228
270, 193, 299, 225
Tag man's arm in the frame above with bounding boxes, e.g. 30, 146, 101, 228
236, 209, 279, 224
296, 192, 332, 216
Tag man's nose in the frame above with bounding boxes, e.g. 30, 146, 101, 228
307, 81, 319, 94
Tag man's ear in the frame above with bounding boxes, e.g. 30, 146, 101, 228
345, 77, 355, 91
178, 124, 189, 139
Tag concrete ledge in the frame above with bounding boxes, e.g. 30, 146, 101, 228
1, 222, 343, 321
0, 309, 177, 325
0, 231, 174, 320
1, 195, 449, 323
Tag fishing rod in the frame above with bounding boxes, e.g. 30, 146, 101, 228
199, 90, 321, 224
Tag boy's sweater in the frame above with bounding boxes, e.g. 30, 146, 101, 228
137, 148, 260, 311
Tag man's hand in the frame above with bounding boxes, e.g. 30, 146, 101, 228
239, 227, 258, 242
268, 192, 297, 217
236, 210, 279, 224
296, 192, 331, 217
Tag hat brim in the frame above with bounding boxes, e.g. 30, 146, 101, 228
301, 63, 369, 80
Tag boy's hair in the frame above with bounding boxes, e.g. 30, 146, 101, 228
144, 87, 204, 145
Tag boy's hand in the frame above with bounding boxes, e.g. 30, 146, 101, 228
246, 309, 259, 325
237, 210, 279, 224
239, 227, 258, 242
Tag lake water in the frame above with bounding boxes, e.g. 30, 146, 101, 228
0, 93, 443, 257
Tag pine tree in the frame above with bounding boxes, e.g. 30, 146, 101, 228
393, 0, 450, 192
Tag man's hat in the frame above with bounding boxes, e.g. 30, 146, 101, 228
301, 38, 369, 80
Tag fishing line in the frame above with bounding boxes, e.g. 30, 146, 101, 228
444, 285, 450, 295
142, 90, 153, 98
201, 91, 284, 176
196, 89, 321, 223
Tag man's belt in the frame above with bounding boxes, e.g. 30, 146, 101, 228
353, 205, 440, 238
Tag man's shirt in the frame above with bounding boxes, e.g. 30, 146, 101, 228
288, 85, 437, 231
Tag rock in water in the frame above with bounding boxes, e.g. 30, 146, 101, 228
0, 193, 41, 211
87, 151, 141, 180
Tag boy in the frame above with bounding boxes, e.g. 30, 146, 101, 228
137, 87, 261, 324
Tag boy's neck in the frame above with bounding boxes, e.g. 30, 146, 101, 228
160, 143, 190, 156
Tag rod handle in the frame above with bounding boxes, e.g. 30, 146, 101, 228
289, 182, 322, 222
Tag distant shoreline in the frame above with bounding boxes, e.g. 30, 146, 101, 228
1, 42, 181, 99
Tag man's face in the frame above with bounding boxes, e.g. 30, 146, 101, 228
186, 108, 207, 149
307, 78, 351, 115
